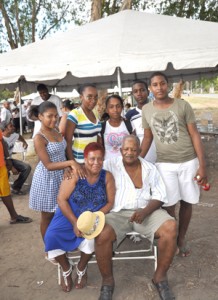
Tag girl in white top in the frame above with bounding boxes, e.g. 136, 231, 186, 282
101, 95, 133, 160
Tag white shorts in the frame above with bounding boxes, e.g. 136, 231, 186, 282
156, 158, 200, 207
47, 238, 95, 259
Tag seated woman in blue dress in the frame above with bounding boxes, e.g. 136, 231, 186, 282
44, 142, 115, 293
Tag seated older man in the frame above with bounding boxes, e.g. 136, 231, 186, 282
96, 135, 177, 300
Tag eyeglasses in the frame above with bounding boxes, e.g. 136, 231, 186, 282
85, 95, 98, 101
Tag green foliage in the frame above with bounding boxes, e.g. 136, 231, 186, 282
197, 77, 218, 92
145, 0, 218, 22
0, 0, 82, 51
101, 0, 145, 15
0, 89, 14, 100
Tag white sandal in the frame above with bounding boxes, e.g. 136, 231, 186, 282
62, 265, 73, 287
76, 264, 87, 284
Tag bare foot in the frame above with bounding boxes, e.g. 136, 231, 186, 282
75, 265, 87, 289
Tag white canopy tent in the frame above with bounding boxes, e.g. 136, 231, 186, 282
0, 10, 218, 93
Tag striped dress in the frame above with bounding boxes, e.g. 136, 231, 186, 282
67, 107, 102, 163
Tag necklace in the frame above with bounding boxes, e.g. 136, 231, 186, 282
125, 161, 140, 182
40, 129, 60, 142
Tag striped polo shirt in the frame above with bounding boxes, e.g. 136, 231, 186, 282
67, 107, 102, 163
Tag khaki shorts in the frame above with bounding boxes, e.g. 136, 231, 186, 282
106, 209, 174, 248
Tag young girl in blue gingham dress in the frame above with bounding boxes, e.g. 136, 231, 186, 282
29, 102, 79, 239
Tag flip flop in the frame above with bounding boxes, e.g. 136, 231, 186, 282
152, 279, 175, 300
11, 189, 26, 195
176, 244, 191, 257
10, 215, 33, 224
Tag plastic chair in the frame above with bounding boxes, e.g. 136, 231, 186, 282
56, 232, 158, 285
12, 141, 27, 161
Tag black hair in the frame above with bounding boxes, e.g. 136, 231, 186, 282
125, 103, 131, 108
28, 101, 56, 119
28, 105, 39, 119
62, 99, 74, 110
100, 112, 110, 122
105, 94, 124, 108
77, 83, 96, 95
38, 101, 57, 114
37, 83, 48, 92
148, 72, 168, 85
131, 80, 148, 91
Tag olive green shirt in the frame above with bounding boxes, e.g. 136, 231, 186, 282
142, 99, 196, 163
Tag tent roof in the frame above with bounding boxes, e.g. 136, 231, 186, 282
0, 10, 218, 91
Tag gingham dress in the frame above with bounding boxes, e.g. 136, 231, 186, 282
29, 132, 66, 212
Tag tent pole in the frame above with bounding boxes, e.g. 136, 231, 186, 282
117, 67, 123, 97
18, 83, 23, 136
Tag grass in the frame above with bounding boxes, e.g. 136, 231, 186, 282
182, 95, 218, 127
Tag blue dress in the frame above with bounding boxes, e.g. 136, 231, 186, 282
29, 132, 67, 212
44, 169, 107, 252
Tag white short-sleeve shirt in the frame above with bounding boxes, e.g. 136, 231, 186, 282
103, 156, 168, 212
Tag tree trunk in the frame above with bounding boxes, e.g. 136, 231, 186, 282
120, 0, 133, 11
96, 89, 108, 119
172, 80, 185, 99
0, 2, 17, 49
90, 0, 102, 22
14, 0, 24, 46
90, 0, 107, 118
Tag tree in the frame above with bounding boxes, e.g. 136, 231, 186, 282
144, 0, 218, 22
90, 0, 102, 21
143, 0, 218, 95
90, 0, 144, 20
0, 89, 14, 100
0, 0, 87, 51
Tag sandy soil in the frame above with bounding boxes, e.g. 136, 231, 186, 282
0, 124, 218, 300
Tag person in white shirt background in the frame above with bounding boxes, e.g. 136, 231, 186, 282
0, 100, 12, 124
0, 120, 31, 195
17, 100, 28, 133
30, 83, 63, 137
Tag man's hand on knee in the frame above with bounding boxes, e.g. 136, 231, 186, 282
130, 209, 146, 224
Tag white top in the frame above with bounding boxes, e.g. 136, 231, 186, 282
104, 120, 129, 160
0, 107, 12, 124
130, 107, 157, 164
103, 156, 168, 212
3, 132, 19, 156
31, 94, 63, 138
31, 94, 63, 116
17, 104, 27, 117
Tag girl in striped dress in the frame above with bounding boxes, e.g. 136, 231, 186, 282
65, 84, 102, 164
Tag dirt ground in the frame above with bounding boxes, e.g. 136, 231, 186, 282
0, 100, 218, 300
